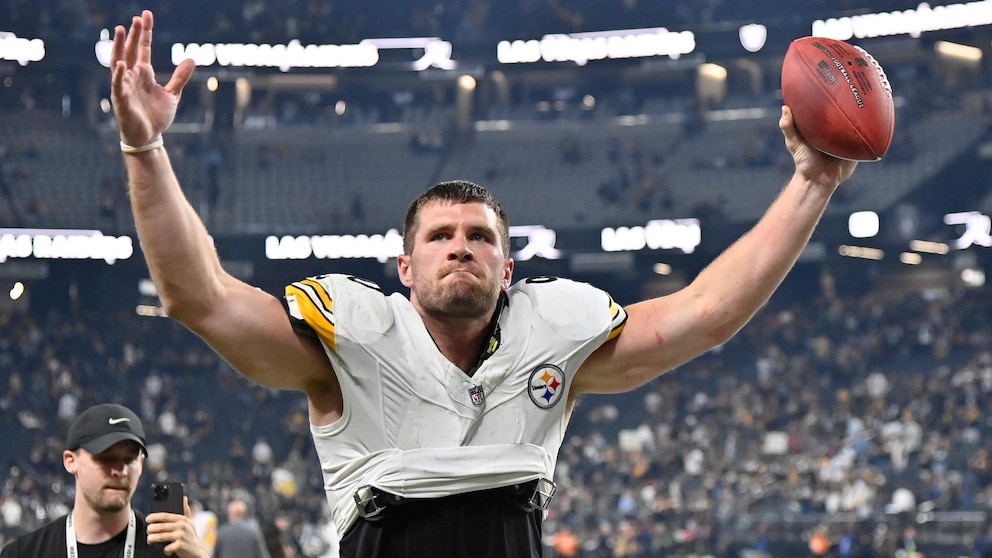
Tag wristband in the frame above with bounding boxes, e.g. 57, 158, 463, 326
120, 137, 164, 154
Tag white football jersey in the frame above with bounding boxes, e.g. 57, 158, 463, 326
284, 274, 626, 537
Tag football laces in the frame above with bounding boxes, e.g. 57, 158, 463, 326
854, 45, 892, 96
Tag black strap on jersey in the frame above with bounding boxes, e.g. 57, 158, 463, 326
467, 290, 508, 377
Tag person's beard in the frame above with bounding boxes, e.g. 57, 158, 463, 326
415, 264, 501, 320
84, 485, 132, 514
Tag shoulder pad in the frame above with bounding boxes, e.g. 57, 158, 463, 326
509, 277, 625, 341
285, 274, 394, 346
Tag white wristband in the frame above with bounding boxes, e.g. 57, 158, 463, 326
120, 138, 164, 154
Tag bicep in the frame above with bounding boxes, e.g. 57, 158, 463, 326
187, 277, 335, 393
573, 288, 721, 395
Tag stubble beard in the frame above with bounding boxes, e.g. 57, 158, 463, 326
417, 273, 500, 320
85, 488, 132, 515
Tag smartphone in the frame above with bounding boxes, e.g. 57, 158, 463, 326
150, 482, 184, 515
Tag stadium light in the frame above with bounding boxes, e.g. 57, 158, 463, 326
839, 245, 884, 260
848, 211, 879, 238
899, 252, 922, 265
908, 240, 950, 255
935, 40, 982, 62
9, 282, 24, 300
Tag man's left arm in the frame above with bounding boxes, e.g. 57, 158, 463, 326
574, 106, 857, 395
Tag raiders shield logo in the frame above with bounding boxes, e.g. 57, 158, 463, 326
528, 364, 565, 409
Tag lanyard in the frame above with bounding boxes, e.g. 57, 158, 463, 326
65, 508, 136, 558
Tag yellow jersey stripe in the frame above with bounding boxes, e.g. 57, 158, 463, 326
606, 297, 626, 341
301, 278, 334, 312
286, 283, 337, 352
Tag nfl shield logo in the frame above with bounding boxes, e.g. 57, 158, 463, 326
468, 385, 485, 406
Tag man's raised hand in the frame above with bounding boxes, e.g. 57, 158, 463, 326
110, 10, 196, 148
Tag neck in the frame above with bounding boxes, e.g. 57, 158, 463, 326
72, 504, 131, 544
422, 314, 491, 373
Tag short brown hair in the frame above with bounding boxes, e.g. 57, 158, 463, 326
402, 180, 510, 256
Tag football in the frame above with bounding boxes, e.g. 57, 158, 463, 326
781, 36, 895, 161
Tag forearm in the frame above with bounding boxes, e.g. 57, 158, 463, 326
575, 108, 855, 395
690, 172, 835, 340
123, 146, 227, 323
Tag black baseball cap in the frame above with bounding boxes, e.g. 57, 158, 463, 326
67, 404, 147, 455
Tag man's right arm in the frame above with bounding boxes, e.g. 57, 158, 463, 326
112, 11, 337, 409
122, 148, 333, 392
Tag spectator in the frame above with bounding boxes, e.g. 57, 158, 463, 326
190, 500, 218, 553
213, 499, 270, 558
0, 403, 209, 557
251, 436, 274, 480
261, 515, 300, 558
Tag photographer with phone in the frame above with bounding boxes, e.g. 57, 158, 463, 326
0, 404, 210, 558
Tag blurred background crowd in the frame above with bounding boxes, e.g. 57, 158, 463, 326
2, 265, 992, 557
4, 0, 865, 44
4, 0, 992, 557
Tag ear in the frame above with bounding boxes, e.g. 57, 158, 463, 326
502, 258, 514, 289
397, 254, 413, 288
63, 450, 77, 475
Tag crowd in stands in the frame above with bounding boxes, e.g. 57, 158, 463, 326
4, 0, 973, 237
2, 267, 992, 557
4, 2, 992, 556
9, 0, 854, 44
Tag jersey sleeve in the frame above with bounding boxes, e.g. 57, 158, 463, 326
283, 274, 393, 353
515, 277, 627, 343
285, 276, 339, 351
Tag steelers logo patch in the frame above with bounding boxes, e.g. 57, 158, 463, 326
528, 364, 565, 409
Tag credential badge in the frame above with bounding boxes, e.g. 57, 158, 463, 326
528, 364, 565, 409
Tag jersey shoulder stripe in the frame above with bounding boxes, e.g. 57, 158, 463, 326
607, 294, 626, 341
285, 274, 395, 353
286, 277, 338, 351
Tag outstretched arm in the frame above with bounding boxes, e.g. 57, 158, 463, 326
111, 11, 337, 414
575, 106, 857, 395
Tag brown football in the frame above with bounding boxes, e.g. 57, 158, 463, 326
782, 37, 895, 161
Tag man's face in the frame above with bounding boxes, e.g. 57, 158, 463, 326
398, 200, 513, 320
64, 441, 144, 514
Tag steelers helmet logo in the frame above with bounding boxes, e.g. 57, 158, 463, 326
528, 364, 565, 409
